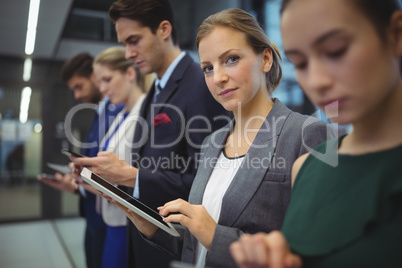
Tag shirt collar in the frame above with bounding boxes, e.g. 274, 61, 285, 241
155, 51, 186, 89
97, 96, 109, 115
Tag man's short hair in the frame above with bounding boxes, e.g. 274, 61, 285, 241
61, 52, 94, 82
109, 0, 179, 45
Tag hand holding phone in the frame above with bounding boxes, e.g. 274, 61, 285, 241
47, 163, 71, 174
61, 149, 85, 158
38, 173, 56, 180
61, 149, 90, 183
37, 173, 76, 193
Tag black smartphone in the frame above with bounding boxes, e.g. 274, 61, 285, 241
61, 149, 84, 158
38, 173, 56, 180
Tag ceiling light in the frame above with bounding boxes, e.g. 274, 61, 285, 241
25, 0, 41, 55
23, 58, 32, 81
20, 87, 32, 123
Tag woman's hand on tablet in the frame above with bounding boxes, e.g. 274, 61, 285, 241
158, 198, 216, 250
101, 193, 159, 237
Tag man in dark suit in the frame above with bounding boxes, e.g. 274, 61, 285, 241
72, 0, 230, 267
39, 52, 123, 268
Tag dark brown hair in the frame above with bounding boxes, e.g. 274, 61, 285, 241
61, 52, 93, 82
281, 0, 402, 73
281, 0, 401, 40
109, 0, 178, 45
196, 8, 282, 93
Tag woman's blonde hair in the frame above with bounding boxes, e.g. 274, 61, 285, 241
94, 46, 145, 91
196, 8, 282, 94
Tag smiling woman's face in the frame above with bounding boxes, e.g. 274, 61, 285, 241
198, 26, 271, 112
281, 0, 401, 125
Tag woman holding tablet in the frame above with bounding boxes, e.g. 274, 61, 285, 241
91, 46, 146, 268
105, 8, 332, 268
230, 0, 402, 267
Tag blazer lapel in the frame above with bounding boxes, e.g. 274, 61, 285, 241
105, 112, 123, 154
219, 99, 291, 227
111, 97, 144, 157
188, 122, 233, 205
133, 54, 193, 156
187, 122, 232, 255
99, 110, 121, 152
132, 88, 153, 157
152, 54, 192, 116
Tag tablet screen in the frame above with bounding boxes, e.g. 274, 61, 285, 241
88, 171, 171, 229
91, 173, 169, 228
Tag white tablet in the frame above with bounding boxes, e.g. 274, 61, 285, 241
169, 261, 197, 268
170, 261, 213, 268
38, 173, 57, 180
47, 163, 71, 175
80, 168, 180, 237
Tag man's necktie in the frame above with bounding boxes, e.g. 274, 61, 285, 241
153, 83, 162, 103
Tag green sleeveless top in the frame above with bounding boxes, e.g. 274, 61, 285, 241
282, 136, 402, 268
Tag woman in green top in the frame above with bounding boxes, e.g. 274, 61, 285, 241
230, 0, 402, 267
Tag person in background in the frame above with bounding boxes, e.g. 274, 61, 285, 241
230, 0, 402, 267
38, 52, 123, 268
107, 8, 332, 268
90, 46, 146, 268
71, 0, 230, 267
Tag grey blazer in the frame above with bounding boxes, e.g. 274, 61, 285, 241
147, 99, 333, 267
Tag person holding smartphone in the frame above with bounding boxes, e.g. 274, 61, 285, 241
91, 46, 146, 268
39, 52, 123, 268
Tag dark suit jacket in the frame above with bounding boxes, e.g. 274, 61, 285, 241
127, 53, 230, 267
146, 99, 335, 267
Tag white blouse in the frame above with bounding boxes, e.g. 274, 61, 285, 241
195, 151, 245, 268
